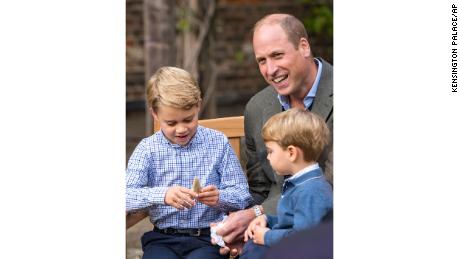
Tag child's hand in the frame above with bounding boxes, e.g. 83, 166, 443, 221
252, 225, 269, 245
197, 185, 219, 207
164, 186, 197, 210
244, 215, 267, 242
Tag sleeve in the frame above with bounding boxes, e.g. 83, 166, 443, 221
244, 105, 271, 205
125, 140, 168, 212
318, 113, 333, 185
215, 141, 253, 212
263, 188, 332, 247
266, 214, 278, 227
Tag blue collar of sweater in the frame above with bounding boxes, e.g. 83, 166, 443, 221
285, 167, 324, 187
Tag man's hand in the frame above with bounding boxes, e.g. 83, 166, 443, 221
210, 208, 257, 256
164, 186, 197, 210
217, 208, 256, 243
252, 225, 269, 245
219, 241, 244, 258
244, 215, 267, 242
197, 185, 219, 206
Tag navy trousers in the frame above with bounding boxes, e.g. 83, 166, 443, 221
239, 239, 269, 259
141, 230, 226, 259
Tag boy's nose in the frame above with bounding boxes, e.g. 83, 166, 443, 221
176, 125, 187, 134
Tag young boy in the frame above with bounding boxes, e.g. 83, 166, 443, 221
240, 108, 333, 259
126, 66, 252, 259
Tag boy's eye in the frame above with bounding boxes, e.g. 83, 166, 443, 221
166, 122, 176, 126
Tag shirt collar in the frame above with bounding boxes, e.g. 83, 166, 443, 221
157, 125, 204, 149
286, 163, 322, 186
277, 58, 323, 110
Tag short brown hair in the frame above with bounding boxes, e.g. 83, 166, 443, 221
253, 13, 309, 49
262, 108, 329, 162
146, 66, 202, 110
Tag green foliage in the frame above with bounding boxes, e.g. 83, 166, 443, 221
234, 50, 245, 64
176, 8, 190, 32
176, 18, 190, 32
297, 0, 333, 38
303, 6, 333, 37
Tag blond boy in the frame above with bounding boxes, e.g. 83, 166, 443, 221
240, 108, 333, 259
126, 67, 252, 259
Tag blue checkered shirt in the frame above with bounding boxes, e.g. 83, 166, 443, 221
126, 126, 253, 229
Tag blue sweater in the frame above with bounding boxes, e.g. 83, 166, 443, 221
264, 166, 333, 247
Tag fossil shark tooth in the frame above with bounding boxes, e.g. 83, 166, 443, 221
192, 176, 202, 193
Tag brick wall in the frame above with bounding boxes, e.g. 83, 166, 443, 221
126, 0, 145, 106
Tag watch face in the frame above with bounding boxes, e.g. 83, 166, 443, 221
254, 206, 262, 216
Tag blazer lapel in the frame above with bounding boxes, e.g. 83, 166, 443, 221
262, 88, 282, 123
311, 59, 333, 122
261, 88, 283, 184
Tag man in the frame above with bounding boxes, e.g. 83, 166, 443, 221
213, 13, 333, 256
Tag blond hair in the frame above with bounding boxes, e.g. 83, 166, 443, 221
146, 66, 202, 110
262, 108, 329, 162
253, 13, 309, 50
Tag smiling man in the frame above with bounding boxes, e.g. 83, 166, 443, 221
212, 13, 333, 257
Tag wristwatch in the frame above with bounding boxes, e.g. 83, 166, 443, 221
252, 205, 263, 217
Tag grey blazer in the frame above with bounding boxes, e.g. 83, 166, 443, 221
243, 58, 333, 214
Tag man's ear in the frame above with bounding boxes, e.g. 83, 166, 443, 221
299, 37, 311, 58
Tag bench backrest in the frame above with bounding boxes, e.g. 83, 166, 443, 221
153, 116, 244, 160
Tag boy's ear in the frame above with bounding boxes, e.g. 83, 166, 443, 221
287, 145, 298, 162
149, 107, 158, 121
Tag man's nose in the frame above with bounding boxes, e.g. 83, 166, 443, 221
266, 60, 278, 76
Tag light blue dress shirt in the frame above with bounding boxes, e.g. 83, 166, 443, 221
277, 58, 323, 110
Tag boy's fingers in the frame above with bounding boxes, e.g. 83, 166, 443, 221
197, 190, 218, 198
253, 225, 260, 232
174, 202, 184, 210
179, 187, 198, 198
181, 193, 196, 204
244, 229, 252, 242
247, 228, 253, 239
200, 185, 216, 192
182, 199, 193, 209
198, 196, 217, 201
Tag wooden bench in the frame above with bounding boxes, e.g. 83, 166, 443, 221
126, 116, 245, 229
